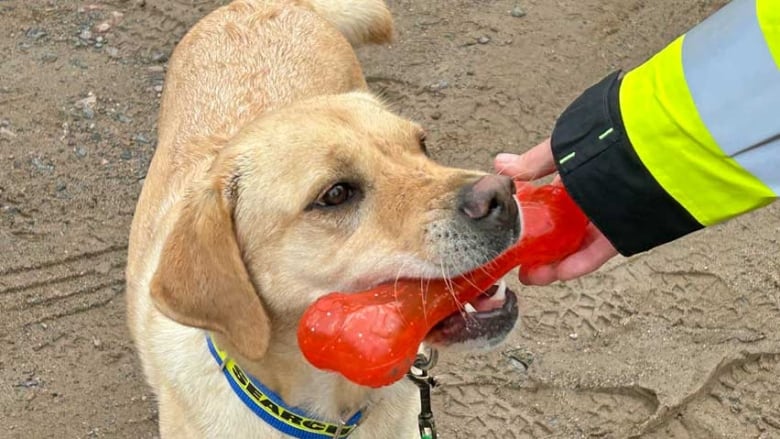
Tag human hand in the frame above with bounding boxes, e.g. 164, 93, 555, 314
493, 138, 619, 285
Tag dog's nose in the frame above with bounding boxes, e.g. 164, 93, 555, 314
458, 175, 518, 228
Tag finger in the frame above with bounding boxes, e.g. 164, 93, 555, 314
554, 228, 618, 280
518, 264, 558, 286
518, 224, 600, 285
494, 138, 556, 181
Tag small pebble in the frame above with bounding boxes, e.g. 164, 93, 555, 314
31, 157, 54, 173
477, 36, 491, 44
78, 4, 104, 13
429, 79, 449, 91
151, 51, 169, 63
75, 95, 97, 119
70, 58, 89, 69
75, 146, 88, 158
120, 149, 133, 160
79, 28, 93, 41
25, 28, 47, 40
40, 52, 58, 63
92, 337, 102, 348
2, 206, 20, 216
430, 111, 442, 120
0, 127, 16, 139
569, 332, 579, 340
115, 113, 132, 123
511, 5, 527, 18
94, 21, 112, 33
76, 95, 96, 107
24, 27, 48, 40
18, 377, 40, 388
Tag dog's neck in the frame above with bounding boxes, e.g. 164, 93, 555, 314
206, 334, 367, 438
211, 331, 383, 423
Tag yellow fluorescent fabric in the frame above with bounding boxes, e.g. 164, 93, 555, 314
758, 0, 780, 68
619, 35, 775, 226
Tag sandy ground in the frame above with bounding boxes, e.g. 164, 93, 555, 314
2, 0, 780, 438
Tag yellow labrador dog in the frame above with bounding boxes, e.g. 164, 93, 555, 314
126, 0, 520, 437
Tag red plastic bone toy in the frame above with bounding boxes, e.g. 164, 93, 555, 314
298, 182, 589, 387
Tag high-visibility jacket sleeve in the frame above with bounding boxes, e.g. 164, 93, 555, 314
551, 0, 779, 256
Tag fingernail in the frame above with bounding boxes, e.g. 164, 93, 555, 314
495, 153, 514, 164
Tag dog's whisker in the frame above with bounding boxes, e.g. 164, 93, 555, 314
440, 259, 457, 305
475, 247, 505, 277
442, 256, 479, 324
392, 260, 411, 327
420, 275, 432, 331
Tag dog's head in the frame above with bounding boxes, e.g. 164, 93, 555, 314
150, 92, 520, 363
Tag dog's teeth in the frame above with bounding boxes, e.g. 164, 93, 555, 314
493, 279, 507, 302
464, 303, 478, 314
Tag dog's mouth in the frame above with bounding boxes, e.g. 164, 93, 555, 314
425, 278, 518, 347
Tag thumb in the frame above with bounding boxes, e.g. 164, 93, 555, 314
494, 138, 556, 181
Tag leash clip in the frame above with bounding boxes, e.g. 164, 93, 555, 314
413, 347, 438, 372
331, 408, 363, 439
331, 421, 346, 439
407, 348, 438, 439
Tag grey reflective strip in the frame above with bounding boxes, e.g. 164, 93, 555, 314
732, 137, 780, 192
682, 0, 780, 191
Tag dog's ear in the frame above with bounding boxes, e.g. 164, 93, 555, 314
150, 171, 270, 361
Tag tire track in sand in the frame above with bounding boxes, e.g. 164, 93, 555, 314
0, 245, 127, 331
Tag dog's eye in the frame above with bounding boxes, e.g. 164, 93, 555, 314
316, 183, 355, 207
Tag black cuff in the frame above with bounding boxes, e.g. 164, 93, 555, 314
551, 71, 703, 256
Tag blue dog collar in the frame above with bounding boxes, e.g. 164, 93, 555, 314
206, 335, 363, 438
